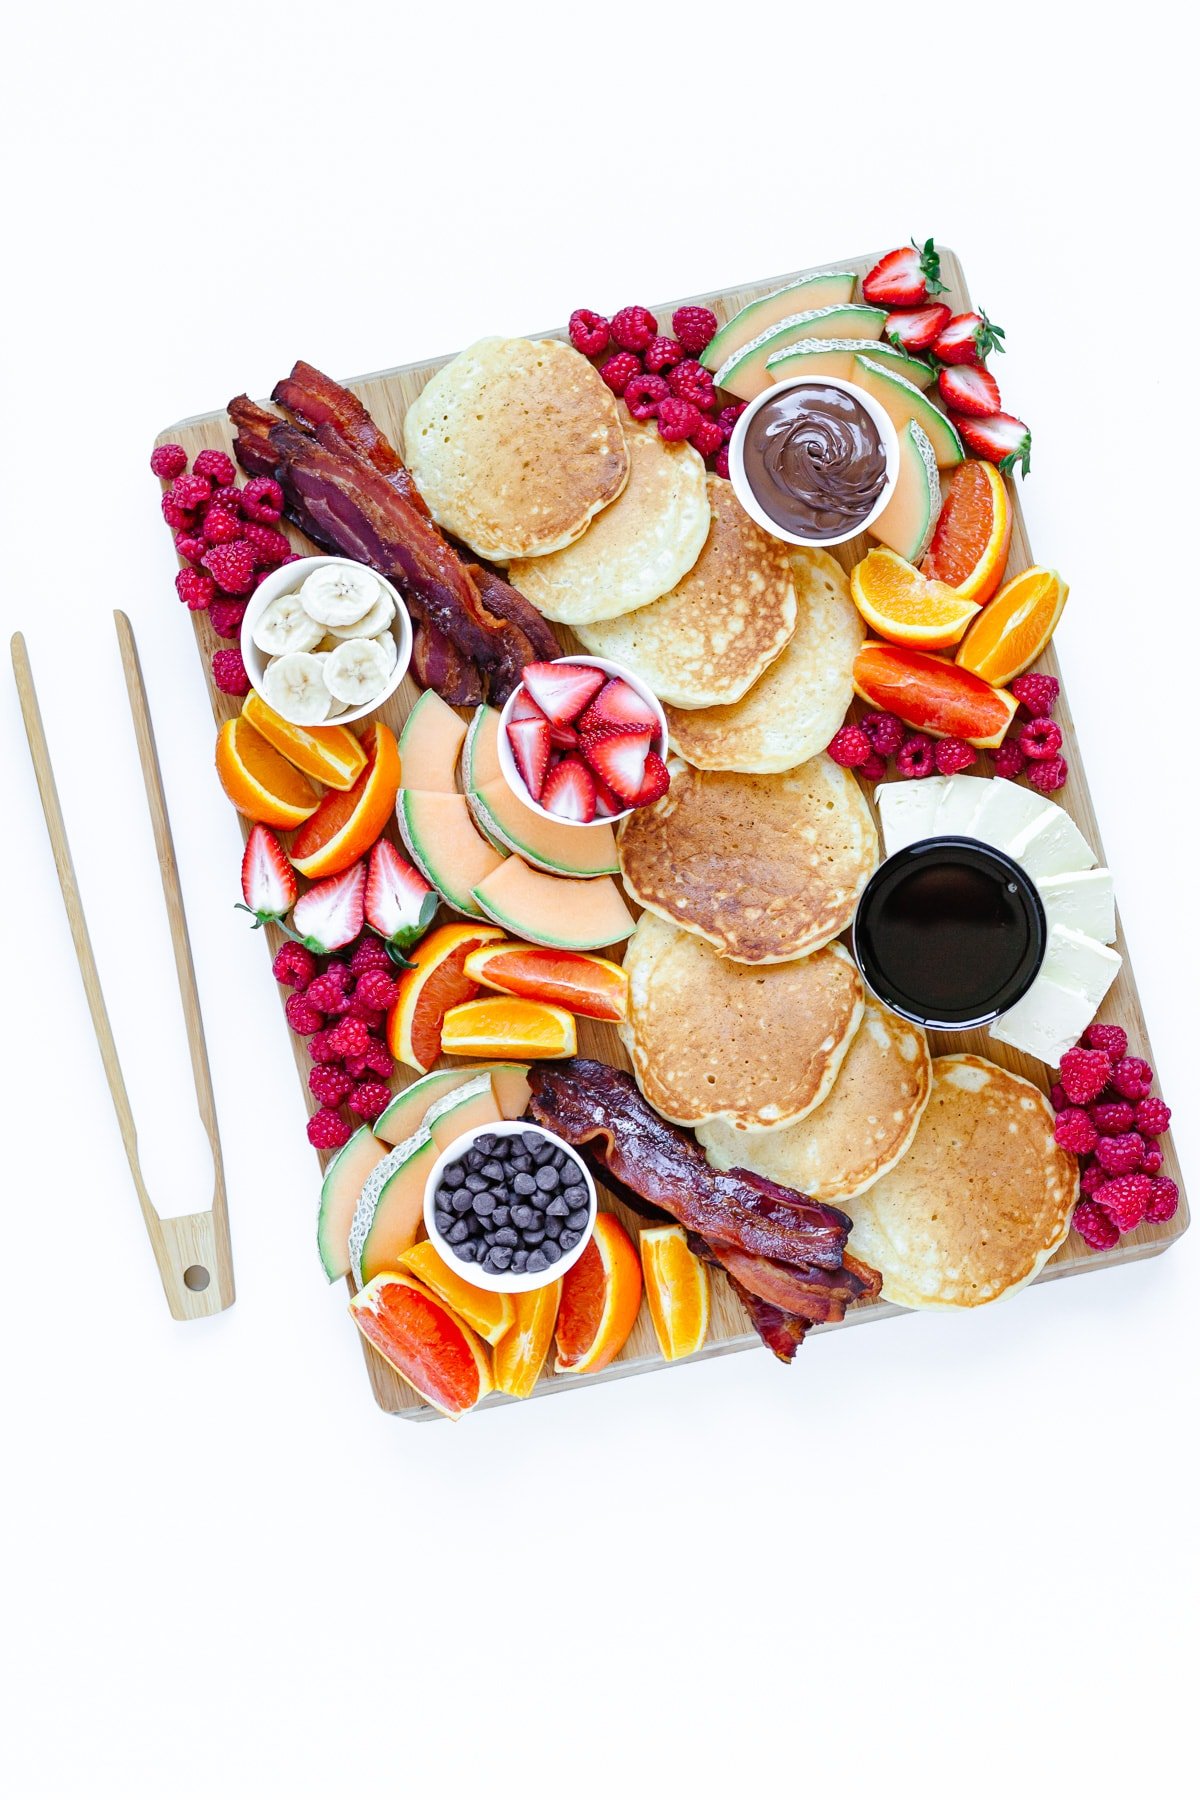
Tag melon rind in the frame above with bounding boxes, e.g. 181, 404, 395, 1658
317, 1125, 390, 1282
472, 860, 636, 951
700, 272, 857, 372
713, 305, 887, 400
348, 1126, 434, 1288
398, 789, 506, 919
375, 1067, 481, 1146
461, 706, 504, 794
868, 420, 942, 561
851, 356, 964, 469
466, 779, 619, 877
766, 336, 936, 392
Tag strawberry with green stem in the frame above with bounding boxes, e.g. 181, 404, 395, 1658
236, 825, 297, 927
863, 238, 946, 309
931, 309, 1006, 365
281, 861, 366, 955
363, 838, 436, 962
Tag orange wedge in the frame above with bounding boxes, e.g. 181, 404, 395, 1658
921, 460, 1012, 602
242, 690, 368, 791
398, 1241, 515, 1347
214, 716, 320, 827
463, 944, 628, 1022
554, 1213, 642, 1375
640, 1225, 710, 1361
387, 923, 504, 1073
955, 566, 1069, 685
439, 996, 577, 1060
851, 548, 982, 649
349, 1272, 492, 1420
493, 1281, 562, 1398
289, 722, 401, 878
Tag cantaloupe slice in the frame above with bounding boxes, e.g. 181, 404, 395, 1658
398, 790, 506, 918
766, 336, 936, 391
472, 859, 636, 950
350, 1128, 441, 1287
467, 778, 619, 877
375, 1068, 480, 1146
426, 1073, 504, 1152
462, 705, 503, 792
851, 355, 964, 469
317, 1126, 390, 1281
700, 272, 857, 373
714, 305, 887, 401
490, 1063, 532, 1119
868, 419, 943, 561
399, 690, 467, 793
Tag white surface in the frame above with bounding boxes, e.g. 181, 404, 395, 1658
2, 5, 1197, 1797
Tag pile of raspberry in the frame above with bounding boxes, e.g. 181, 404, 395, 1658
827, 710, 978, 781
1052, 1023, 1178, 1247
567, 304, 739, 473
991, 672, 1069, 794
150, 443, 299, 699
272, 934, 398, 1150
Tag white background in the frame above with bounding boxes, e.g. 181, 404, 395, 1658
3, 5, 1197, 1795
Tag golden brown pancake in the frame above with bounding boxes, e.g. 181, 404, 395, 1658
619, 914, 864, 1130
617, 755, 879, 963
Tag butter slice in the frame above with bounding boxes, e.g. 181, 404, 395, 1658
970, 777, 1054, 853
989, 923, 1122, 1065
932, 774, 994, 839
1036, 868, 1117, 945
876, 778, 947, 857
1007, 805, 1097, 879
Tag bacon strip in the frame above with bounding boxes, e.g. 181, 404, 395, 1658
272, 360, 431, 514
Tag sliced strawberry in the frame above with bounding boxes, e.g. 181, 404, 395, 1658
578, 676, 659, 737
521, 660, 606, 726
950, 411, 1032, 478
591, 771, 625, 818
288, 861, 366, 955
548, 720, 581, 753
582, 727, 652, 803
885, 303, 950, 355
364, 838, 437, 954
541, 755, 597, 823
510, 688, 549, 725
931, 309, 1005, 366
862, 237, 945, 309
937, 363, 1002, 418
630, 750, 670, 809
506, 713, 551, 801
238, 824, 297, 926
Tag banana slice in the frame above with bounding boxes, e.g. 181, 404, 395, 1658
300, 563, 383, 627
263, 651, 333, 724
371, 629, 398, 674
325, 695, 352, 718
325, 585, 395, 640
324, 637, 391, 707
253, 591, 325, 656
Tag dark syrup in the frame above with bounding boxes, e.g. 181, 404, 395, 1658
852, 838, 1047, 1030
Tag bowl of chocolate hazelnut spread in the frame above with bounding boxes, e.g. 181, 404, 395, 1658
728, 375, 898, 547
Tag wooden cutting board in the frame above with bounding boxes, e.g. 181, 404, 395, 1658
159, 247, 1189, 1419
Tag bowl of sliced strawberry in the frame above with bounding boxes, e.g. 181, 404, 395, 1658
498, 657, 670, 826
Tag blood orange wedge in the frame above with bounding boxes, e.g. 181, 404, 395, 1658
639, 1225, 710, 1362
955, 566, 1069, 685
398, 1240, 515, 1347
921, 459, 1012, 603
215, 716, 320, 827
554, 1213, 642, 1375
462, 944, 628, 1022
493, 1281, 562, 1399
349, 1272, 492, 1420
242, 690, 368, 791
850, 548, 981, 650
387, 922, 504, 1073
853, 641, 1018, 748
439, 996, 577, 1060
289, 722, 401, 878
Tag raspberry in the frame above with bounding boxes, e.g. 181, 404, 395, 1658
1010, 671, 1059, 718
353, 968, 398, 1010
716, 402, 747, 441
308, 1063, 352, 1107
655, 397, 700, 443
326, 1016, 369, 1058
207, 484, 243, 515
305, 969, 351, 1015
308, 1027, 341, 1064
285, 992, 325, 1036
1073, 1198, 1120, 1251
644, 335, 684, 373
174, 531, 207, 564
349, 1080, 391, 1121
934, 737, 977, 775
827, 724, 873, 769
342, 1052, 371, 1079
307, 1107, 351, 1150
1059, 1046, 1113, 1105
1089, 1101, 1135, 1135
598, 351, 642, 396
1079, 1162, 1108, 1197
667, 359, 716, 411
1026, 754, 1068, 794
240, 476, 284, 522
1135, 1095, 1170, 1136
609, 305, 658, 352
714, 445, 730, 479
241, 522, 292, 567
273, 942, 316, 990
860, 750, 888, 782
1049, 1082, 1068, 1111
209, 598, 248, 640
861, 711, 905, 756
672, 306, 719, 354
1019, 717, 1063, 761
1096, 1172, 1151, 1233
212, 648, 251, 696
150, 443, 188, 480
992, 738, 1027, 780
1139, 1141, 1165, 1175
1094, 1132, 1146, 1175
202, 541, 257, 595
689, 416, 724, 458
170, 473, 212, 512
623, 372, 669, 420
897, 732, 937, 778
363, 1037, 394, 1078
202, 505, 243, 546
1110, 1056, 1153, 1101
1083, 1022, 1128, 1061
348, 936, 394, 976
161, 492, 195, 530
348, 1001, 386, 1031
176, 568, 214, 610
568, 308, 610, 357
193, 448, 236, 486
1144, 1176, 1179, 1223
1054, 1107, 1098, 1155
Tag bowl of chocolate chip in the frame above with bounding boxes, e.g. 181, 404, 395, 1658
727, 375, 899, 548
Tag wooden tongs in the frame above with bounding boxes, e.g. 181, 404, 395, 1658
12, 613, 234, 1319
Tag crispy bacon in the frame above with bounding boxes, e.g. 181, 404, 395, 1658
465, 563, 563, 664
272, 360, 431, 515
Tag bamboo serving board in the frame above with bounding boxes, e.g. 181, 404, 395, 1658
159, 247, 1189, 1418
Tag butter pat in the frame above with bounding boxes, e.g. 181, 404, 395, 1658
1036, 869, 1117, 945
876, 778, 947, 856
1007, 805, 1097, 879
932, 774, 994, 839
989, 923, 1122, 1065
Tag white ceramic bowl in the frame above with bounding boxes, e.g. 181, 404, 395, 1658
496, 655, 668, 827
240, 555, 412, 728
727, 374, 899, 549
422, 1121, 597, 1294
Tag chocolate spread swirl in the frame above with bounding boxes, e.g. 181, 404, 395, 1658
742, 383, 887, 539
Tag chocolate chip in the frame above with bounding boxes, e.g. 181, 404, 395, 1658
489, 1245, 513, 1271
511, 1204, 535, 1230
495, 1226, 519, 1248
447, 1220, 471, 1244
526, 1249, 548, 1272
542, 1240, 561, 1264
481, 1160, 504, 1181
473, 1191, 496, 1217
511, 1250, 529, 1273
513, 1173, 536, 1196
545, 1196, 569, 1218
535, 1165, 559, 1192
562, 1184, 587, 1208
434, 1211, 452, 1236
522, 1132, 543, 1154
443, 1165, 465, 1189
567, 1208, 590, 1231
559, 1230, 579, 1252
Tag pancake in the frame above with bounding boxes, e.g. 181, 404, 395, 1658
576, 476, 796, 708
841, 1054, 1079, 1310
697, 996, 931, 1200
619, 914, 864, 1131
617, 755, 879, 963
666, 547, 863, 772
402, 337, 629, 560
507, 421, 710, 625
